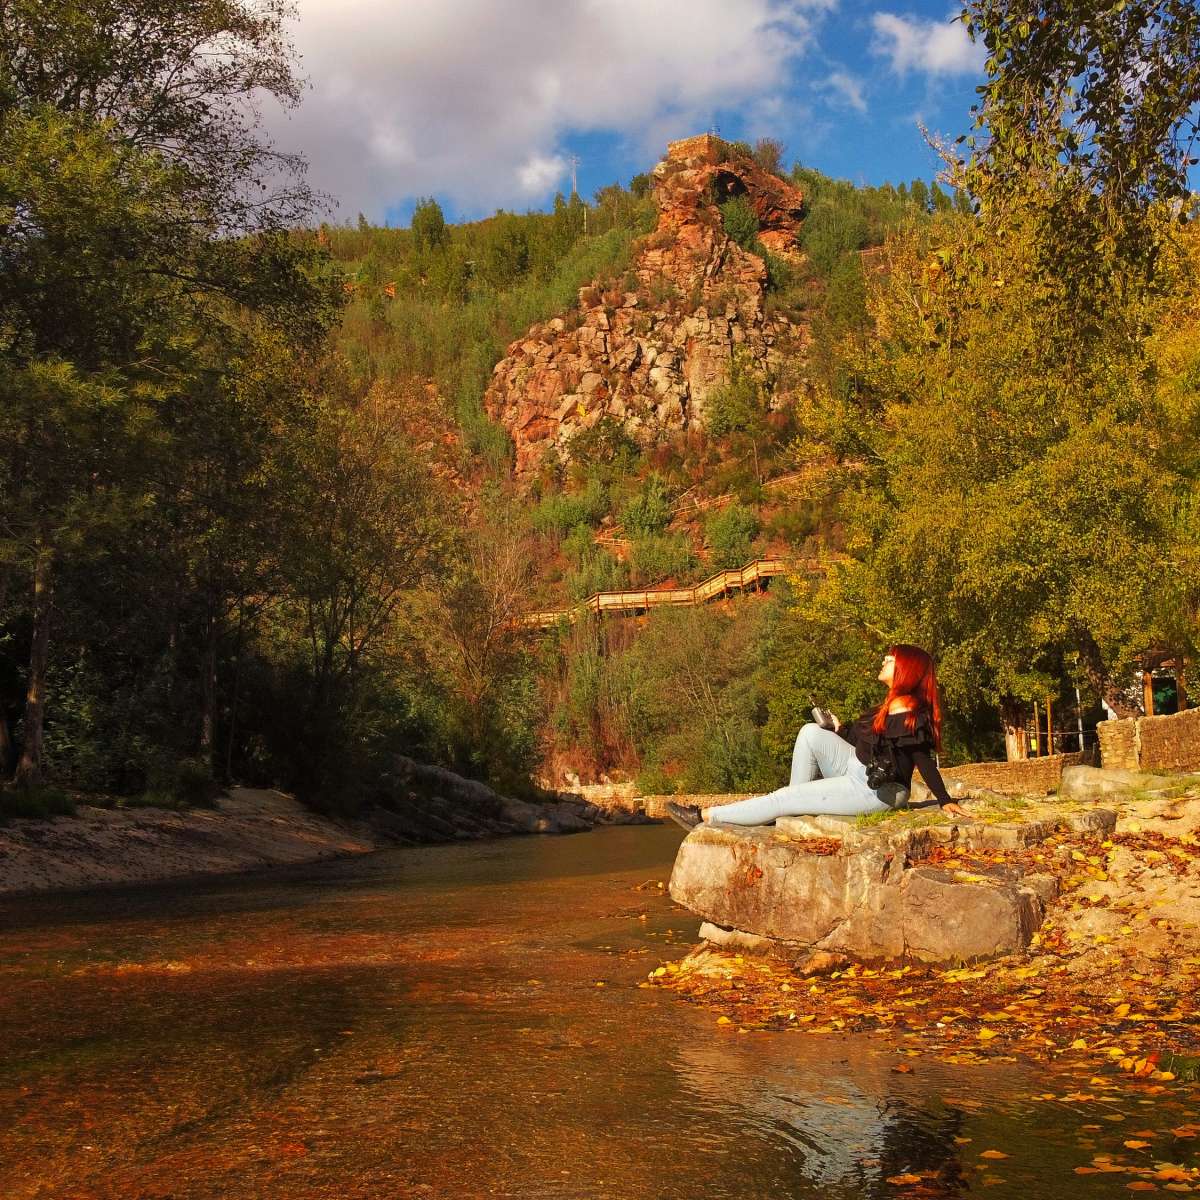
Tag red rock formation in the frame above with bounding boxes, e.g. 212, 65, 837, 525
484, 135, 808, 478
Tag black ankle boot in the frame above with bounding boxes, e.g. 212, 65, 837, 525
665, 801, 702, 831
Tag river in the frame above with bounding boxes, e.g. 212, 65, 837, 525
0, 825, 1195, 1198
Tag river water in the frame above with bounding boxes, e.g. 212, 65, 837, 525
0, 825, 1196, 1198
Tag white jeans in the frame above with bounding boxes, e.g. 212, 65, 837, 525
705, 723, 907, 824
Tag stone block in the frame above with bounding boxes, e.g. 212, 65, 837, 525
775, 814, 854, 840
1060, 765, 1187, 799
1063, 808, 1118, 837
898, 868, 1044, 962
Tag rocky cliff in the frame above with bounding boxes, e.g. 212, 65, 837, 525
484, 134, 809, 477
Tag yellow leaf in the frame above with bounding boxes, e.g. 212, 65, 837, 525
978, 1027, 1000, 1040
1155, 1167, 1191, 1182
1071, 1038, 1088, 1049
717, 1015, 732, 1025
1123, 1139, 1150, 1149
1114, 1003, 1132, 1018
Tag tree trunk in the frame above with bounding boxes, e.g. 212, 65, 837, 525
199, 608, 218, 772
1075, 631, 1139, 719
1000, 696, 1029, 761
0, 713, 12, 776
13, 549, 53, 787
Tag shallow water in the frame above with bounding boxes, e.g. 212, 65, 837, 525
0, 825, 1196, 1199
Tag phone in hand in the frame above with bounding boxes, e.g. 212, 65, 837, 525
811, 706, 838, 731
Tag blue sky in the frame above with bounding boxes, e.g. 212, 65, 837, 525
269, 0, 988, 226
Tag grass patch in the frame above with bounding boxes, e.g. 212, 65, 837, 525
0, 784, 77, 819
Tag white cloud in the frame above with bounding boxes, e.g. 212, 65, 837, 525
270, 0, 829, 220
869, 12, 984, 77
517, 153, 568, 196
821, 69, 868, 113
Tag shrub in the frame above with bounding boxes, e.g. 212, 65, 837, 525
566, 548, 628, 601
628, 532, 695, 585
531, 478, 609, 538
705, 352, 766, 437
719, 195, 761, 252
0, 785, 77, 819
706, 502, 761, 569
620, 473, 673, 536
565, 415, 638, 468
634, 759, 678, 796
136, 756, 222, 809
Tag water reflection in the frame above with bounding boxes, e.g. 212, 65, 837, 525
674, 1040, 975, 1197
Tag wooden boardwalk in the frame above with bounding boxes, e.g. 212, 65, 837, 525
521, 557, 830, 629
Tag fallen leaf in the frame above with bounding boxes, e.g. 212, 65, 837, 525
980, 1150, 1009, 1160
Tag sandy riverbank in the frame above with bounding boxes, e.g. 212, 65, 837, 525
0, 789, 399, 897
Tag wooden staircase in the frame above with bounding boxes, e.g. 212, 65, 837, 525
520, 557, 832, 629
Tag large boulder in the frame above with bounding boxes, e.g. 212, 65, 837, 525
384, 755, 593, 839
668, 810, 1113, 964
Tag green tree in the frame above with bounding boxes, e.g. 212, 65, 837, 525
281, 388, 446, 802
0, 1, 333, 785
411, 197, 449, 254
705, 503, 761, 570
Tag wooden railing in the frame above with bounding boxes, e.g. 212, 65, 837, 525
520, 557, 832, 629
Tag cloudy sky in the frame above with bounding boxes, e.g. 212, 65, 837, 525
266, 0, 987, 224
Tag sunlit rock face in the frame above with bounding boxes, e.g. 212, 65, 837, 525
669, 809, 1116, 964
484, 134, 809, 478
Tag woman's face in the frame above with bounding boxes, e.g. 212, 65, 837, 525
878, 653, 896, 686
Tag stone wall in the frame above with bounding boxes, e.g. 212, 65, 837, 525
911, 752, 1087, 799
1098, 720, 1139, 770
1099, 708, 1200, 773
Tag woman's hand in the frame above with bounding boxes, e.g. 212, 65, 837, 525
941, 802, 968, 818
832, 715, 840, 732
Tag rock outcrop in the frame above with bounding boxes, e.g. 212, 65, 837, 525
484, 134, 808, 477
669, 807, 1118, 964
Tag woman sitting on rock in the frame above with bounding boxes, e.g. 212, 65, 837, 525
667, 643, 967, 829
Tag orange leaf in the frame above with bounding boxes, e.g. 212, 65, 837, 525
980, 1150, 1009, 1159
885, 1173, 923, 1185
1124, 1140, 1151, 1150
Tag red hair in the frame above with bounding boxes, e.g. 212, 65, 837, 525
873, 643, 942, 750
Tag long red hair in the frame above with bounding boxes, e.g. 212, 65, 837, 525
873, 643, 942, 750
